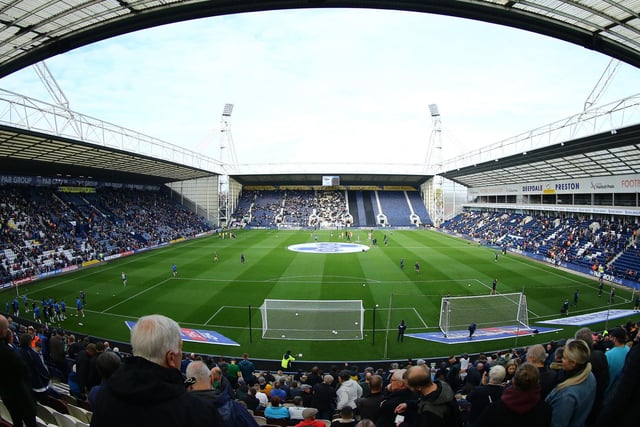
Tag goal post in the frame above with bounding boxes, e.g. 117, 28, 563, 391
260, 299, 364, 340
439, 292, 529, 337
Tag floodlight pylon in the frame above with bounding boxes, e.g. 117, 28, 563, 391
425, 103, 444, 226
218, 103, 238, 226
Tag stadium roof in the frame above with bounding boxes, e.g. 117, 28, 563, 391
441, 123, 640, 187
0, 124, 216, 185
231, 171, 429, 187
0, 0, 639, 80
1, 1, 640, 187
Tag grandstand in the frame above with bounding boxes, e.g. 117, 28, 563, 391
1, 0, 640, 367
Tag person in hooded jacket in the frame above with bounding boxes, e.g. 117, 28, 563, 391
336, 369, 363, 411
475, 363, 551, 427
90, 314, 222, 427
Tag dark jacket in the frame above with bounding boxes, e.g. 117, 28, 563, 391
475, 384, 552, 427
377, 388, 416, 427
310, 382, 337, 413
190, 388, 256, 427
466, 383, 504, 426
415, 380, 462, 427
594, 342, 640, 427
588, 348, 609, 424
19, 345, 50, 391
355, 391, 385, 423
90, 356, 221, 427
0, 343, 37, 426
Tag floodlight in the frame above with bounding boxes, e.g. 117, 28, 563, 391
222, 103, 234, 116
429, 104, 440, 117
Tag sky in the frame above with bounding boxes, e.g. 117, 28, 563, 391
1, 8, 639, 168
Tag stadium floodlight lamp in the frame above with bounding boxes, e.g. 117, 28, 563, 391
429, 104, 440, 117
222, 103, 234, 117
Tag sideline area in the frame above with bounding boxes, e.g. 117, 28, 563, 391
407, 325, 561, 344
537, 309, 638, 326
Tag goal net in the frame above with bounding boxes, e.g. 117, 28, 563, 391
439, 292, 529, 337
260, 299, 364, 340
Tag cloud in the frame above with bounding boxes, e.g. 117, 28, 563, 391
0, 8, 638, 166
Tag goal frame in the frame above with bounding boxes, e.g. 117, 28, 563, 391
438, 292, 529, 337
260, 299, 365, 341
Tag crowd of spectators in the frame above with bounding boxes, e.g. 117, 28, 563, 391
2, 310, 638, 427
0, 185, 212, 284
232, 190, 350, 228
441, 211, 640, 283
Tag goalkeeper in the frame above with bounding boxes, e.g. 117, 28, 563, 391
468, 322, 477, 339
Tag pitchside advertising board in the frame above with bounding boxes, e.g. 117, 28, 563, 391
469, 174, 640, 196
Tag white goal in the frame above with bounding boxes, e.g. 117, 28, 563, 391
260, 299, 364, 340
438, 292, 529, 337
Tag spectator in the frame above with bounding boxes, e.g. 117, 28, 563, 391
402, 365, 463, 427
545, 339, 596, 427
604, 327, 628, 393
336, 369, 363, 411
475, 363, 551, 427
87, 351, 121, 410
525, 344, 558, 399
466, 364, 505, 426
0, 314, 37, 427
574, 327, 609, 424
331, 405, 357, 427
186, 360, 254, 427
311, 374, 336, 420
594, 335, 640, 427
265, 396, 290, 420
90, 314, 222, 427
356, 374, 385, 423
377, 368, 415, 427
294, 407, 325, 427
239, 353, 257, 385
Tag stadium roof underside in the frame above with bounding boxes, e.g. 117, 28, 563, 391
230, 172, 430, 187
0, 1, 640, 80
0, 124, 217, 185
441, 123, 640, 188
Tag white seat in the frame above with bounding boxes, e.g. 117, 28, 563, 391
253, 415, 267, 425
36, 403, 58, 426
66, 404, 92, 423
0, 400, 13, 424
52, 411, 80, 427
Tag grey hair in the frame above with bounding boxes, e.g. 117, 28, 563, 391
487, 364, 506, 384
574, 327, 594, 348
186, 360, 211, 383
131, 314, 182, 365
526, 344, 548, 364
393, 368, 407, 382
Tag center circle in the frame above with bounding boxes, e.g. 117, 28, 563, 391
287, 242, 370, 254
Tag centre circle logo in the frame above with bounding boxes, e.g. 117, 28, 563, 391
287, 242, 370, 254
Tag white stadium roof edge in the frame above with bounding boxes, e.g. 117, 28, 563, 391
1, 0, 640, 187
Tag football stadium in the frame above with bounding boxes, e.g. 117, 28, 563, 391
1, 1, 640, 426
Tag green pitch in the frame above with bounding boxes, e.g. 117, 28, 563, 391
16, 229, 640, 361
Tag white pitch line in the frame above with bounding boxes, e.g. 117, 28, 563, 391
205, 306, 226, 325
101, 277, 172, 313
